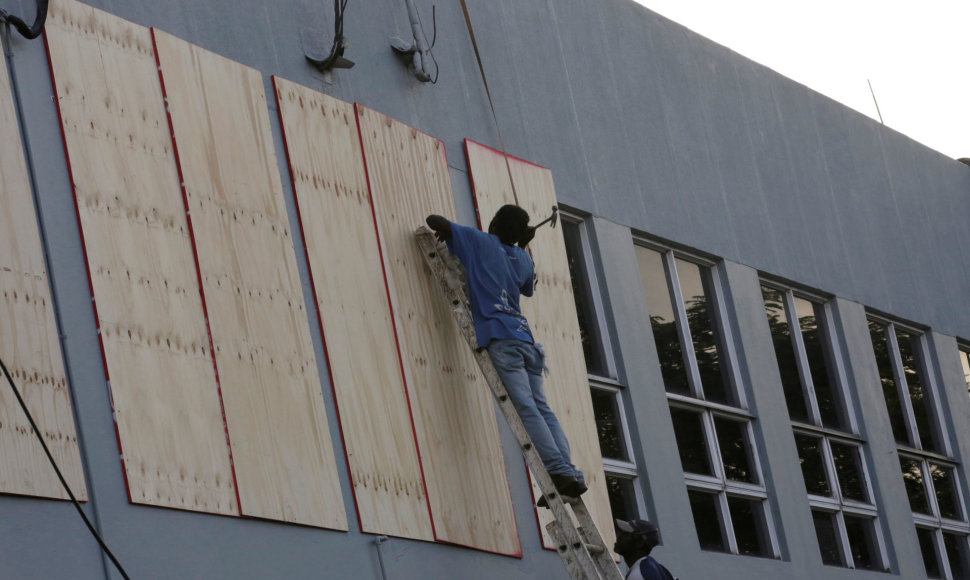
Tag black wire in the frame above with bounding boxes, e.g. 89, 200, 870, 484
0, 356, 130, 579
0, 0, 49, 40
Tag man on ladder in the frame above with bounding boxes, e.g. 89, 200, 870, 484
425, 205, 587, 503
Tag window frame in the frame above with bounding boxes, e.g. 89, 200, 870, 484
636, 239, 779, 558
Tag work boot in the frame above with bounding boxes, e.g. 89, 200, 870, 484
536, 474, 586, 508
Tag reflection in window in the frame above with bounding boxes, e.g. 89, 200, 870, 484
795, 433, 830, 497
960, 349, 970, 396
561, 220, 607, 376
844, 515, 879, 570
688, 490, 726, 552
869, 320, 908, 444
931, 463, 962, 521
637, 247, 690, 396
670, 407, 712, 476
812, 510, 843, 566
676, 258, 730, 404
714, 417, 756, 484
944, 532, 970, 580
902, 456, 931, 515
605, 475, 638, 523
793, 297, 843, 429
830, 442, 867, 503
761, 286, 808, 422
591, 389, 628, 462
918, 527, 943, 579
896, 329, 938, 452
728, 496, 770, 557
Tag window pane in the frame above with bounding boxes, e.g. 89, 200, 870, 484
714, 417, 756, 484
918, 527, 943, 579
669, 407, 713, 476
869, 320, 908, 445
636, 247, 690, 395
688, 490, 727, 552
605, 475, 638, 523
794, 297, 844, 429
761, 286, 809, 422
844, 514, 879, 570
900, 457, 931, 515
590, 389, 628, 461
930, 463, 962, 520
728, 496, 771, 557
794, 433, 831, 496
830, 442, 868, 503
943, 533, 970, 580
676, 259, 731, 404
562, 221, 606, 376
896, 330, 938, 452
812, 509, 844, 566
960, 349, 970, 396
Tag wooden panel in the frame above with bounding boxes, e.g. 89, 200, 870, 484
153, 30, 345, 529
465, 140, 616, 551
0, 10, 86, 501
273, 77, 432, 539
357, 106, 519, 555
45, 0, 235, 513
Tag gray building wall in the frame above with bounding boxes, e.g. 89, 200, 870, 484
1, 0, 968, 578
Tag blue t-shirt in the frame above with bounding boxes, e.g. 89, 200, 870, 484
446, 222, 535, 348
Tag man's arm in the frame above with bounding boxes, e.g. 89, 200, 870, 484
425, 214, 452, 242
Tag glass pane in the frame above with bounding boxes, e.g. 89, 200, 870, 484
830, 441, 868, 503
869, 320, 909, 445
960, 350, 970, 396
843, 514, 879, 570
605, 475, 638, 523
900, 457, 931, 515
728, 496, 771, 557
761, 286, 809, 422
590, 389, 628, 461
794, 297, 844, 429
794, 433, 831, 496
669, 407, 713, 476
930, 463, 962, 520
676, 259, 732, 404
812, 510, 844, 566
943, 533, 970, 580
562, 221, 606, 376
896, 330, 938, 452
714, 417, 756, 484
688, 490, 726, 552
918, 527, 943, 579
636, 247, 690, 395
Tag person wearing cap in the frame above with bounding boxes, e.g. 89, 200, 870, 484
614, 519, 675, 580
425, 207, 587, 503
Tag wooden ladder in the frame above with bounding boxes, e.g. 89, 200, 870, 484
415, 227, 624, 580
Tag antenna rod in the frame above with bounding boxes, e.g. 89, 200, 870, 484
868, 79, 884, 124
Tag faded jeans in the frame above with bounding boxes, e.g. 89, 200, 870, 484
487, 339, 581, 479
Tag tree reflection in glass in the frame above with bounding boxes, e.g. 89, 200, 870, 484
715, 416, 756, 484
761, 286, 809, 422
794, 433, 830, 496
917, 527, 943, 579
670, 407, 712, 476
930, 463, 962, 520
831, 441, 867, 503
636, 247, 690, 396
900, 456, 931, 515
896, 329, 938, 452
676, 258, 731, 405
728, 496, 769, 557
943, 532, 970, 580
688, 490, 726, 552
793, 297, 844, 429
591, 389, 628, 461
869, 320, 909, 445
812, 509, 843, 566
844, 515, 878, 570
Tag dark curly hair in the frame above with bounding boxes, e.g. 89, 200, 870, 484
487, 205, 530, 246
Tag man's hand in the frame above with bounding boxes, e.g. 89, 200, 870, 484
518, 226, 536, 248
426, 214, 452, 242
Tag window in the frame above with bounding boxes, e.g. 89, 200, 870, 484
761, 284, 887, 570
636, 243, 777, 558
561, 215, 641, 521
958, 346, 970, 397
869, 317, 970, 579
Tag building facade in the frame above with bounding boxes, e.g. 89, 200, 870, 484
1, 0, 969, 578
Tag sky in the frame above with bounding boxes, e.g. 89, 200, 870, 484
632, 0, 970, 160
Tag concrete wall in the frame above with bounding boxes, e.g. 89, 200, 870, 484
2, 0, 969, 578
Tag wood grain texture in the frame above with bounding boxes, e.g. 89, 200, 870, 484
45, 0, 235, 513
153, 30, 345, 529
273, 77, 432, 540
0, 4, 86, 501
465, 140, 616, 552
357, 106, 519, 555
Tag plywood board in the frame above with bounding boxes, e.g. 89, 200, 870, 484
45, 0, 236, 513
465, 140, 616, 551
153, 30, 345, 529
0, 6, 86, 501
273, 77, 432, 540
357, 106, 519, 555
